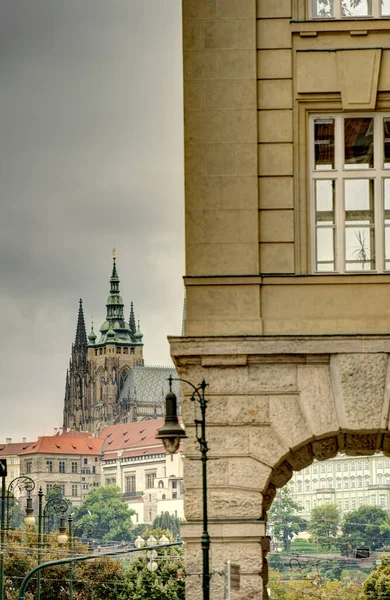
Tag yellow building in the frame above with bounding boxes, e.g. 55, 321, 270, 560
174, 1, 390, 598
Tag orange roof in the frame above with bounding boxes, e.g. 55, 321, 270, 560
19, 436, 103, 456
0, 442, 33, 456
99, 419, 169, 454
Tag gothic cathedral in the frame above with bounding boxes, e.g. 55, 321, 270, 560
63, 253, 145, 432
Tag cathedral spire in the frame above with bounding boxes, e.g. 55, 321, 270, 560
129, 301, 136, 342
75, 299, 87, 347
105, 250, 124, 323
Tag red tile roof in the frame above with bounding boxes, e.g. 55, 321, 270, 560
19, 436, 103, 456
0, 442, 33, 456
99, 419, 167, 454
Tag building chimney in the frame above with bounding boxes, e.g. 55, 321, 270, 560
22, 437, 26, 443
5, 438, 11, 444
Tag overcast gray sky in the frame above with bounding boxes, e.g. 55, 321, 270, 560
0, 0, 184, 442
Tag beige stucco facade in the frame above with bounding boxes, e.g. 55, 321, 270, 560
178, 0, 390, 598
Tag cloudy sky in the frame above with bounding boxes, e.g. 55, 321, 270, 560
0, 0, 184, 442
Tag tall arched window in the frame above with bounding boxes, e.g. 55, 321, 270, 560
119, 368, 129, 393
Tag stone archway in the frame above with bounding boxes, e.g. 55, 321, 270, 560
170, 335, 390, 599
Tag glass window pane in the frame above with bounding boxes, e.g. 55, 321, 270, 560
344, 118, 374, 169
316, 180, 335, 222
385, 228, 390, 270
384, 119, 390, 168
316, 228, 335, 270
313, 0, 333, 17
345, 227, 375, 270
385, 179, 390, 223
314, 119, 335, 170
382, 0, 390, 15
345, 179, 374, 223
345, 179, 374, 271
342, 0, 371, 16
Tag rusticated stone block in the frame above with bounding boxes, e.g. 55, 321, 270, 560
227, 395, 270, 424
262, 484, 276, 514
331, 354, 388, 430
298, 364, 339, 437
270, 460, 293, 488
343, 433, 379, 455
287, 445, 314, 471
228, 457, 272, 489
184, 487, 262, 520
249, 425, 289, 466
248, 364, 297, 391
270, 395, 312, 449
312, 437, 338, 461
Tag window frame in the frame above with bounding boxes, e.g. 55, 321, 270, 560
310, 113, 390, 274
309, 0, 384, 19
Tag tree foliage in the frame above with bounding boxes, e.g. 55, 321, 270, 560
308, 504, 340, 550
73, 485, 134, 542
116, 545, 185, 600
338, 506, 390, 554
269, 487, 306, 552
361, 560, 390, 600
151, 512, 181, 539
269, 568, 361, 600
3, 528, 122, 600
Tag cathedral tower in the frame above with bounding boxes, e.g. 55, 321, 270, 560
63, 299, 88, 430
63, 252, 144, 432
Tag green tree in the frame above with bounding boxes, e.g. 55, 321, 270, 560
73, 485, 134, 542
269, 568, 362, 600
308, 504, 340, 550
116, 544, 185, 600
338, 506, 390, 555
269, 487, 305, 553
361, 561, 390, 600
3, 528, 122, 600
152, 512, 181, 539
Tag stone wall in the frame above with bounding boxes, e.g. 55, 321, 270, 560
172, 335, 390, 598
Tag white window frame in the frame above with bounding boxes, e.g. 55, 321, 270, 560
310, 0, 385, 19
310, 113, 390, 273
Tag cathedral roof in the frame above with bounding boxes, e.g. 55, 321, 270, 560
118, 365, 180, 404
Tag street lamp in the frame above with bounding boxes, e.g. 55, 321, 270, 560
135, 534, 169, 572
36, 490, 69, 600
67, 515, 96, 600
156, 375, 210, 600
1, 475, 36, 600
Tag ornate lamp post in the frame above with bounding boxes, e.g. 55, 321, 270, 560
156, 375, 210, 600
36, 490, 69, 600
0, 475, 36, 600
67, 515, 95, 600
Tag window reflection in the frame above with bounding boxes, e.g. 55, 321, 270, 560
344, 179, 375, 271
384, 179, 390, 270
314, 119, 335, 170
315, 180, 335, 271
344, 118, 374, 169
313, 0, 333, 17
383, 0, 390, 15
384, 119, 390, 168
342, 0, 371, 16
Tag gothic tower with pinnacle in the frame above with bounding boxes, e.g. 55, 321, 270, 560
63, 251, 144, 432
